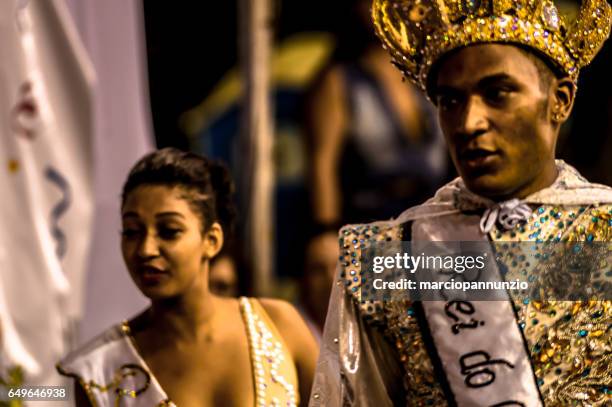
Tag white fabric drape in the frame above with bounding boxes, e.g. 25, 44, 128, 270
63, 0, 154, 342
0, 0, 94, 387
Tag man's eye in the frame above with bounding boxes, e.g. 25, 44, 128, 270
485, 87, 511, 103
158, 228, 182, 239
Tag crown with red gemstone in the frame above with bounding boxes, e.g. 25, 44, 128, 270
372, 0, 612, 90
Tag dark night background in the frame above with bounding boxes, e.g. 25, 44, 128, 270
143, 0, 612, 186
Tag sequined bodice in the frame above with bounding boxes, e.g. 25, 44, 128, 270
240, 297, 299, 407
57, 297, 298, 407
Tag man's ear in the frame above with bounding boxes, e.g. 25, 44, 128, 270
550, 77, 576, 124
202, 222, 224, 260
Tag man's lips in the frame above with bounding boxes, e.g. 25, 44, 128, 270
459, 148, 499, 161
460, 148, 500, 167
461, 147, 498, 159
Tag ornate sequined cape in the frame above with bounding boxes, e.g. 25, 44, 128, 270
310, 161, 612, 406
57, 297, 298, 407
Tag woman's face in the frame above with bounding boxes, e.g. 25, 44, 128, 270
121, 185, 219, 300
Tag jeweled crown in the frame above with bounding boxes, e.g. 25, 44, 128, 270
372, 0, 612, 90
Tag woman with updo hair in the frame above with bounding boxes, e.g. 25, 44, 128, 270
57, 148, 318, 406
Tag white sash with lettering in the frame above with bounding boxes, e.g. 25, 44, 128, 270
412, 213, 542, 407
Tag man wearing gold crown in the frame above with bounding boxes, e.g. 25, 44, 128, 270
310, 0, 612, 406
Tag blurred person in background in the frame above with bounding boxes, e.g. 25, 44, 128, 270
297, 227, 340, 342
305, 0, 450, 232
208, 243, 253, 298
208, 250, 240, 298
57, 148, 317, 406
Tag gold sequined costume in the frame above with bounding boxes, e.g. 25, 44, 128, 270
311, 0, 611, 404
310, 162, 612, 406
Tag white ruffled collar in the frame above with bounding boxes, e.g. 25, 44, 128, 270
396, 160, 612, 227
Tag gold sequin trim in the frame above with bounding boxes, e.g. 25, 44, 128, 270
240, 297, 298, 407
492, 204, 612, 405
339, 222, 447, 405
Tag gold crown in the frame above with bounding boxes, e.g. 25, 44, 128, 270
372, 0, 612, 90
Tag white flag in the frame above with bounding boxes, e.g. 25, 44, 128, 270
0, 0, 94, 387
64, 0, 153, 342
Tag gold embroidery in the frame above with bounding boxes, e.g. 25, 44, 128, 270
339, 223, 447, 406
58, 362, 151, 407
339, 203, 612, 405
494, 203, 612, 405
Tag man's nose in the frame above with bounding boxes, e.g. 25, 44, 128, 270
137, 233, 160, 258
457, 96, 489, 138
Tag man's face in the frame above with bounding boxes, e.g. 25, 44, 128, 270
433, 44, 558, 199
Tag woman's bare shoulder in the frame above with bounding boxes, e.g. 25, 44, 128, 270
257, 298, 301, 326
256, 298, 315, 351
